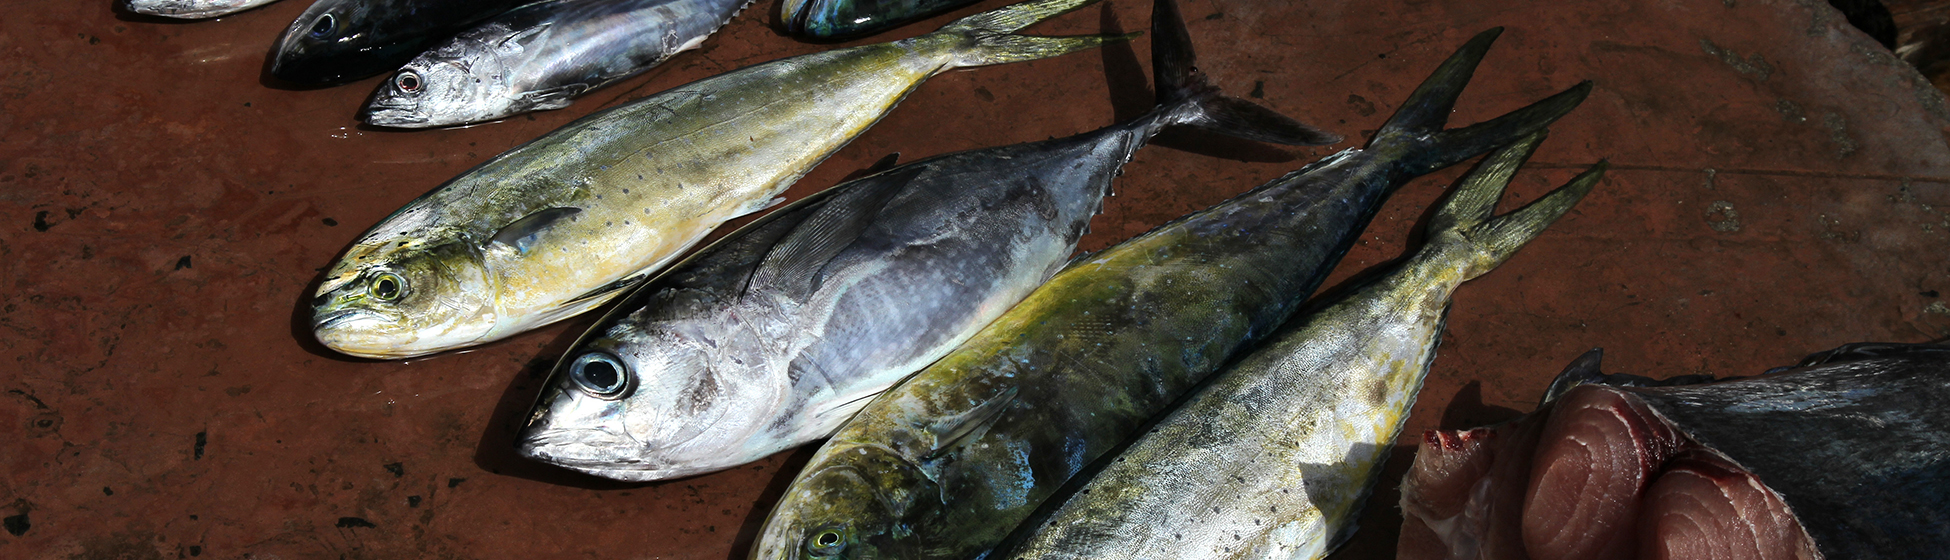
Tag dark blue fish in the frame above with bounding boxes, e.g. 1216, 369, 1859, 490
270, 0, 527, 86
781, 0, 979, 40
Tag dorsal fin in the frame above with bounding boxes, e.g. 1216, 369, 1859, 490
489, 207, 580, 254
924, 386, 1019, 460
744, 168, 919, 302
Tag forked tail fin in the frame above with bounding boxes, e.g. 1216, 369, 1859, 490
1371, 28, 1593, 176
935, 0, 1138, 68
1423, 129, 1606, 281
1147, 0, 1339, 145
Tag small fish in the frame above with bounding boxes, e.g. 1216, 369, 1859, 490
362, 0, 749, 128
781, 0, 980, 40
749, 27, 1592, 560
515, 0, 1336, 482
989, 133, 1603, 560
270, 0, 527, 86
122, 0, 284, 18
311, 0, 1130, 359
1400, 343, 1950, 560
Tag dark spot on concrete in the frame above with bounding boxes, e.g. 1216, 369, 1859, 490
1205, 11, 1223, 20
335, 516, 376, 529
102, 487, 113, 496
3, 513, 27, 536
447, 477, 466, 488
175, 256, 192, 270
194, 431, 207, 459
189, 545, 201, 556
1924, 290, 1940, 298
323, 217, 338, 226
1347, 94, 1376, 117
33, 210, 52, 231
243, 102, 251, 107
407, 495, 421, 507
973, 86, 994, 102
189, 514, 197, 520
1249, 80, 1264, 99
384, 462, 403, 477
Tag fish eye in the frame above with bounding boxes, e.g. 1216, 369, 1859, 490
570, 352, 629, 397
804, 524, 848, 556
395, 71, 422, 94
369, 272, 405, 302
308, 13, 335, 38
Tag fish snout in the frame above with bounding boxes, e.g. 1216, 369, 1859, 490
359, 104, 429, 127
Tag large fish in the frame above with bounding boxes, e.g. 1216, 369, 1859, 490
781, 0, 980, 40
361, 0, 749, 128
270, 0, 528, 86
989, 133, 1604, 560
749, 28, 1592, 560
514, 0, 1338, 482
1399, 344, 1950, 560
310, 0, 1128, 359
122, 0, 284, 18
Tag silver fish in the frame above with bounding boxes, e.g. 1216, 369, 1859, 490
514, 0, 1337, 482
309, 0, 1128, 359
122, 0, 283, 18
990, 132, 1603, 560
362, 0, 749, 128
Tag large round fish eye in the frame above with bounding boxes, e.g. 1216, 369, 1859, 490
570, 352, 629, 397
369, 272, 405, 301
804, 524, 848, 557
308, 13, 335, 38
395, 71, 422, 94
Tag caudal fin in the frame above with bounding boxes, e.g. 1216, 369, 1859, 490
1148, 0, 1339, 145
1372, 28, 1593, 175
937, 0, 1137, 68
1423, 130, 1605, 281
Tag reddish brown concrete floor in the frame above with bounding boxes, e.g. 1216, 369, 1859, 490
4, 0, 1948, 558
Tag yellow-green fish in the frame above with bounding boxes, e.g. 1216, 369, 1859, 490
310, 0, 1128, 359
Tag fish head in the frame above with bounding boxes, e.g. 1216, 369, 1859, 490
311, 237, 497, 358
517, 320, 782, 480
361, 32, 516, 128
750, 446, 939, 560
269, 0, 400, 85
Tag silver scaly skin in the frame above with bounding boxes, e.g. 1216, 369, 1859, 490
363, 0, 751, 128
310, 0, 1129, 359
991, 133, 1604, 560
749, 27, 1592, 560
515, 0, 1338, 482
122, 0, 283, 18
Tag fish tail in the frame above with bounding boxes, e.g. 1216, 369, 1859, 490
1424, 129, 1606, 281
935, 0, 1137, 68
1371, 28, 1593, 176
1146, 0, 1338, 145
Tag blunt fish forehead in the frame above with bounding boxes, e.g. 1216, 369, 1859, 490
310, 236, 497, 357
367, 32, 515, 127
755, 463, 902, 560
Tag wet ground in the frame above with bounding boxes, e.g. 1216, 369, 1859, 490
4, 0, 1948, 558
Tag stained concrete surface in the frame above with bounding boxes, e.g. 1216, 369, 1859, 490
3, 0, 1947, 558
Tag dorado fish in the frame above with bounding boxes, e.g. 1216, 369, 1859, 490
1399, 344, 1950, 560
989, 133, 1604, 560
362, 0, 749, 128
782, 0, 980, 40
270, 0, 528, 86
749, 27, 1592, 560
514, 0, 1337, 482
310, 0, 1128, 359
122, 0, 283, 18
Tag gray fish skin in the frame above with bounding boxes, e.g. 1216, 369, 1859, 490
123, 0, 283, 18
748, 25, 1593, 560
990, 134, 1603, 560
363, 0, 749, 128
513, 0, 1339, 481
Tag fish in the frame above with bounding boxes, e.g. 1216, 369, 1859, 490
748, 27, 1593, 560
513, 0, 1338, 482
988, 133, 1604, 560
361, 0, 749, 128
781, 0, 981, 40
1399, 343, 1950, 560
121, 0, 283, 18
310, 0, 1131, 359
270, 0, 528, 86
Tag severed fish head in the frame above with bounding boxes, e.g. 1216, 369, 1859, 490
516, 321, 783, 481
750, 446, 937, 560
310, 237, 496, 358
360, 27, 523, 128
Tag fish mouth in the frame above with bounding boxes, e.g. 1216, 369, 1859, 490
515, 428, 681, 481
359, 104, 429, 127
312, 308, 365, 331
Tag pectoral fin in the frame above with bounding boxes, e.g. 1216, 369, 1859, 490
924, 386, 1019, 460
489, 207, 581, 254
521, 83, 589, 111
496, 23, 552, 55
